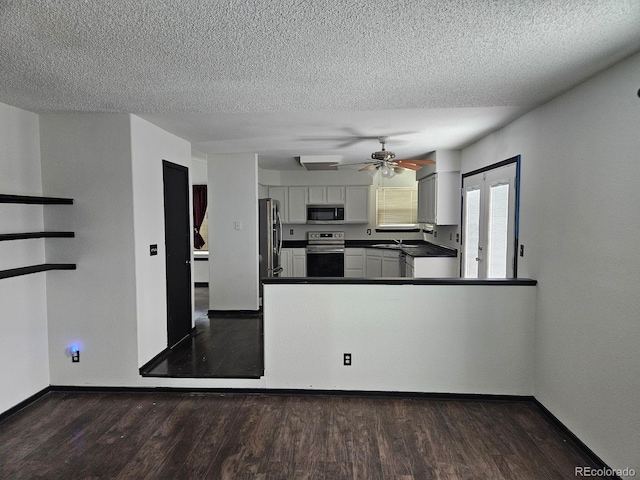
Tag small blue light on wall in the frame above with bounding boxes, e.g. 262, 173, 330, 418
69, 344, 80, 363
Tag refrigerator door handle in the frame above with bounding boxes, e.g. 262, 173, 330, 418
277, 210, 283, 255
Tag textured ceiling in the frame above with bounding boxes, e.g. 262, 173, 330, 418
1, 1, 639, 169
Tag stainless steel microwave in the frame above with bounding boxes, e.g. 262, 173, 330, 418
307, 204, 345, 224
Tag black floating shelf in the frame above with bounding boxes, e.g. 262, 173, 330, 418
0, 263, 76, 280
0, 194, 73, 205
0, 232, 75, 241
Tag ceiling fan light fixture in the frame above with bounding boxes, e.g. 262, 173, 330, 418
380, 162, 395, 178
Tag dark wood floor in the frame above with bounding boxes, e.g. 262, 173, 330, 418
0, 391, 606, 480
143, 287, 263, 378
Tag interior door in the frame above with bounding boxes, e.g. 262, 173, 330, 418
462, 160, 519, 279
163, 160, 193, 348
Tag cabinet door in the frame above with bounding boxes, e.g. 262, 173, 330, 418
365, 249, 383, 277
344, 248, 365, 277
268, 187, 288, 223
280, 248, 292, 277
345, 186, 369, 223
292, 248, 307, 277
434, 171, 460, 225
426, 175, 437, 224
382, 251, 400, 277
418, 178, 428, 223
327, 186, 345, 204
288, 187, 308, 224
308, 186, 326, 204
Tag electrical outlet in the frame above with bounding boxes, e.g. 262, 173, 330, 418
456, 233, 459, 243
520, 245, 524, 257
343, 353, 352, 366
71, 350, 80, 363
289, 229, 294, 235
449, 233, 452, 240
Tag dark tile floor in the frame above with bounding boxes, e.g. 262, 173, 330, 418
142, 287, 264, 378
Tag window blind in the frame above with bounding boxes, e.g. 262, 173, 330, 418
376, 187, 418, 226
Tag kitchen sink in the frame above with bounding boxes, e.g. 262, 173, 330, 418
372, 243, 403, 249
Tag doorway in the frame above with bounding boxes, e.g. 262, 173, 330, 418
461, 156, 520, 278
163, 160, 192, 348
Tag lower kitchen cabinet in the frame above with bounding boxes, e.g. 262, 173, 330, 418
365, 248, 400, 277
382, 250, 400, 277
292, 248, 306, 277
345, 248, 365, 277
280, 248, 306, 277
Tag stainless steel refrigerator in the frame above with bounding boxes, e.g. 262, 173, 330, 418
259, 198, 283, 298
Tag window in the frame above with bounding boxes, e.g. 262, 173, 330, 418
376, 187, 418, 229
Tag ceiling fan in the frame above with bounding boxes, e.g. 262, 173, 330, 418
338, 137, 434, 178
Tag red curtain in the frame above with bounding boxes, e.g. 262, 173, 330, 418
193, 185, 207, 249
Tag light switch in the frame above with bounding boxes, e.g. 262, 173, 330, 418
235, 221, 242, 230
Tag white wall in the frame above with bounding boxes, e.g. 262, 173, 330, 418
130, 115, 192, 366
208, 153, 259, 310
461, 52, 640, 476
40, 113, 140, 386
264, 283, 535, 394
0, 103, 50, 414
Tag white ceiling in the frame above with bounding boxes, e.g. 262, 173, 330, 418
1, 1, 639, 170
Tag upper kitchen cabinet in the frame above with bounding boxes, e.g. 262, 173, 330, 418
418, 172, 460, 225
345, 186, 369, 223
308, 186, 345, 205
287, 186, 308, 224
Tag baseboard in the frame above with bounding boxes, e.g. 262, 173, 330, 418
0, 386, 51, 423
138, 347, 171, 375
533, 399, 623, 480
208, 309, 261, 317
138, 327, 197, 375
44, 386, 532, 402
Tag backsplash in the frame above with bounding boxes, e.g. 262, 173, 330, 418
282, 223, 423, 242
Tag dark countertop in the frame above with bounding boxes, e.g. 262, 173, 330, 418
283, 239, 457, 257
346, 240, 457, 258
263, 277, 537, 286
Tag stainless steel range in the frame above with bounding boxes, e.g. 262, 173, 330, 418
306, 231, 345, 277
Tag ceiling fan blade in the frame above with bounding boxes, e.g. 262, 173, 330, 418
397, 164, 422, 171
359, 164, 377, 171
395, 159, 435, 165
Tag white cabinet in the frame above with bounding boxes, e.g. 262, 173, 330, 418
268, 187, 288, 222
292, 248, 306, 277
345, 186, 369, 223
418, 172, 460, 225
345, 248, 365, 277
405, 255, 414, 278
366, 248, 401, 277
382, 250, 400, 277
308, 186, 345, 204
280, 248, 292, 277
365, 249, 383, 277
287, 187, 308, 224
280, 248, 306, 277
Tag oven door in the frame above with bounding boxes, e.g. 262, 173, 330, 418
306, 246, 345, 277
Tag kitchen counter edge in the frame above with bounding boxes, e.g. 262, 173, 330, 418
263, 277, 537, 286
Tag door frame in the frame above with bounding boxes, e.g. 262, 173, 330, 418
460, 155, 521, 278
162, 160, 193, 348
